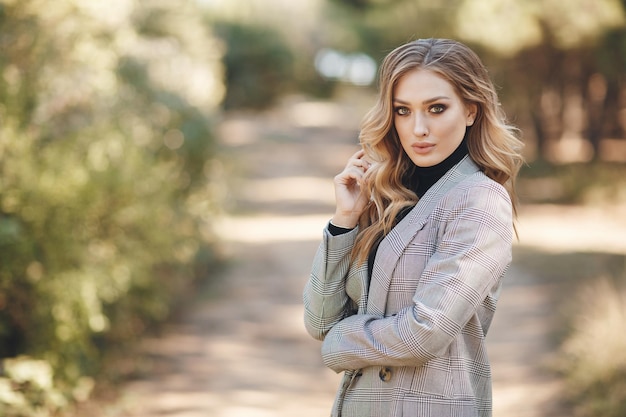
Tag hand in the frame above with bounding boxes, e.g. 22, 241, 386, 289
332, 149, 372, 228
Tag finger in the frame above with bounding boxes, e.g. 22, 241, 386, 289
335, 167, 365, 185
351, 158, 371, 171
352, 149, 365, 159
345, 150, 365, 166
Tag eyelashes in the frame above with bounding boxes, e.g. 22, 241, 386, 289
393, 104, 447, 116
394, 106, 410, 116
429, 104, 447, 114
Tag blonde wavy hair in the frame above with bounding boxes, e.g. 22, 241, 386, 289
353, 38, 524, 264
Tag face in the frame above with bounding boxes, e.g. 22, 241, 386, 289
392, 69, 476, 167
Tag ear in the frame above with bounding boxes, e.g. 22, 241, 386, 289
466, 103, 478, 126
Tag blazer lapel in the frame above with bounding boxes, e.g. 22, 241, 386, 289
366, 156, 481, 315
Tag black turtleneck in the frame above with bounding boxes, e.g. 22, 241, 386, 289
405, 136, 469, 199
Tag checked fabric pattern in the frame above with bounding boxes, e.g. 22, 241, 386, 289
304, 156, 513, 417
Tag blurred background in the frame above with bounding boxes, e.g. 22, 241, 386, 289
1, 0, 625, 416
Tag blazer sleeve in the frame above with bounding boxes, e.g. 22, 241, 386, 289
303, 226, 359, 341
321, 181, 513, 372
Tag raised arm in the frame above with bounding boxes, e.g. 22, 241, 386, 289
303, 149, 371, 340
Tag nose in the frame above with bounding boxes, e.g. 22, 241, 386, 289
413, 112, 429, 137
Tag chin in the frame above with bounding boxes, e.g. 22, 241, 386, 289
412, 157, 440, 168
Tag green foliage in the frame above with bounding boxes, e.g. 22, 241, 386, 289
214, 22, 294, 110
556, 278, 626, 417
519, 162, 626, 204
326, 0, 625, 55
0, 357, 69, 417
0, 0, 223, 414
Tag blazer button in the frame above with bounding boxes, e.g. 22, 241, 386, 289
379, 367, 392, 382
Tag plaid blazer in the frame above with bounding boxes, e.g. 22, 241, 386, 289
304, 156, 512, 417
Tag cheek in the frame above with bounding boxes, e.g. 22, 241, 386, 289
393, 116, 406, 131
394, 117, 414, 140
393, 119, 406, 140
438, 114, 467, 140
395, 122, 413, 149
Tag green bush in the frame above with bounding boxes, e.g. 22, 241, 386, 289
519, 161, 626, 205
214, 22, 295, 110
0, 0, 224, 415
0, 356, 69, 416
557, 277, 626, 417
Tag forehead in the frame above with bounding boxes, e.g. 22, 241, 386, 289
393, 69, 460, 101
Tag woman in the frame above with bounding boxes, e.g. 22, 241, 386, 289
303, 38, 524, 417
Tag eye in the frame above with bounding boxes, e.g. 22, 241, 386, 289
429, 104, 446, 114
394, 106, 410, 116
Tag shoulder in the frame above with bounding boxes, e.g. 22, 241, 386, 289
439, 155, 510, 204
436, 170, 512, 223
457, 170, 510, 202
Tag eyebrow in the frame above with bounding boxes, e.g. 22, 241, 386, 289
393, 96, 451, 105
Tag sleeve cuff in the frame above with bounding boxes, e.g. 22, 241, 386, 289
328, 221, 355, 236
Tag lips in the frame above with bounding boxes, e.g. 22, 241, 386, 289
411, 142, 435, 154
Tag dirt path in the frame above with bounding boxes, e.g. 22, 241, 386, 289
89, 99, 626, 417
